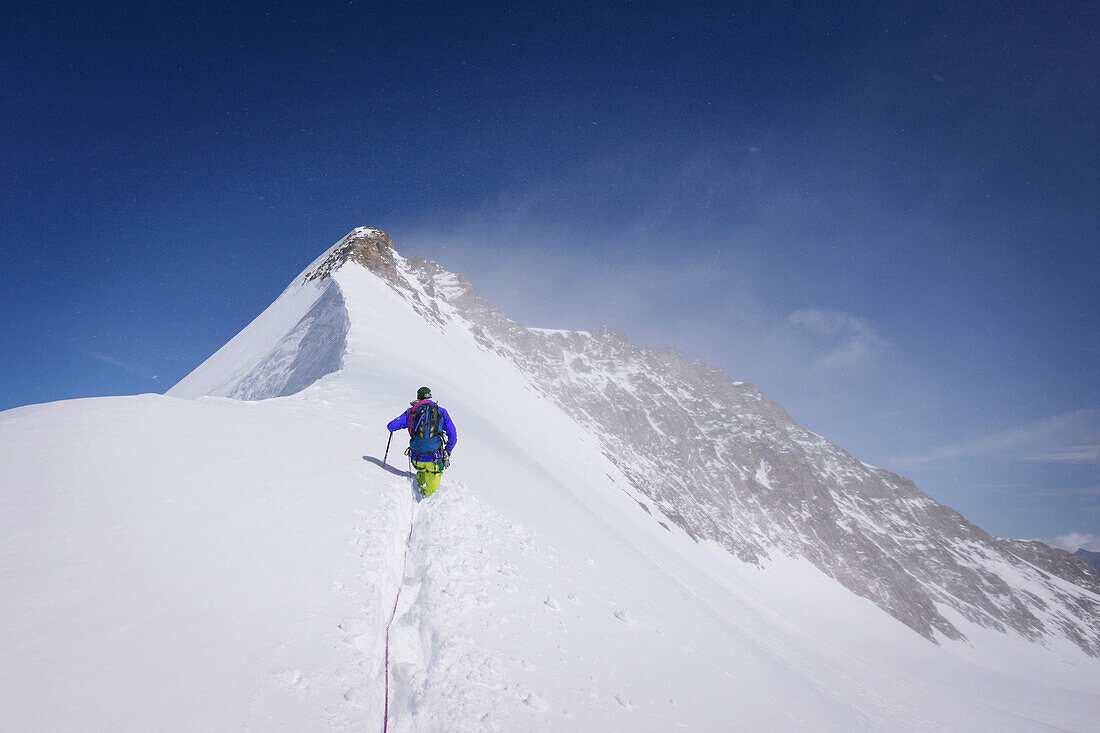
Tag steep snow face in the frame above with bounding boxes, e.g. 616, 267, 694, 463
168, 278, 349, 400
7, 227, 1098, 730
390, 248, 1100, 656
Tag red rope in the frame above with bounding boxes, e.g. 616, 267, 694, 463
383, 517, 414, 733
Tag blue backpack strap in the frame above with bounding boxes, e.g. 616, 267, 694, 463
407, 400, 434, 436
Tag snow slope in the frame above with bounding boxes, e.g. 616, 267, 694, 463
3, 229, 1099, 731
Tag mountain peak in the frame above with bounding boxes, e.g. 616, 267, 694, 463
304, 226, 399, 283
171, 228, 1100, 657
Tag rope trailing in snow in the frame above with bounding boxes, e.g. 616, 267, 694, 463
382, 502, 415, 733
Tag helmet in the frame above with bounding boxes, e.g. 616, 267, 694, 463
417, 386, 432, 401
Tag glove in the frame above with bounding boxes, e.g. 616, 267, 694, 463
441, 450, 451, 469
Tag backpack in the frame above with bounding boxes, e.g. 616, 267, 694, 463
407, 401, 443, 457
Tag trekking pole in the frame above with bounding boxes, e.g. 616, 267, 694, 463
383, 431, 393, 466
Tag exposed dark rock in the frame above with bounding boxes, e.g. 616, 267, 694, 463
305, 227, 401, 285
1004, 540, 1100, 593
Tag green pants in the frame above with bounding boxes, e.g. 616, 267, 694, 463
412, 458, 443, 497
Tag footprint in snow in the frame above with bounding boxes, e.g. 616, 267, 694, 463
331, 580, 355, 597
274, 669, 308, 692
523, 692, 549, 711
614, 695, 636, 709
544, 596, 561, 611
613, 609, 635, 625
337, 617, 374, 651
338, 617, 369, 636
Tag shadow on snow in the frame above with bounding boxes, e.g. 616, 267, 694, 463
362, 455, 414, 479
363, 455, 436, 504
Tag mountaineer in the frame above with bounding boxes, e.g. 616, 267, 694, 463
386, 387, 457, 498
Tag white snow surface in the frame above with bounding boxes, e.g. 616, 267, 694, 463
3, 249, 1099, 731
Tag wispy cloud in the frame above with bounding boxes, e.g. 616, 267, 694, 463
1033, 485, 1100, 498
893, 409, 1100, 467
1026, 446, 1100, 463
1048, 532, 1100, 553
778, 308, 890, 368
70, 341, 160, 383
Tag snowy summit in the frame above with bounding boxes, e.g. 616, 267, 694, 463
2, 227, 1099, 731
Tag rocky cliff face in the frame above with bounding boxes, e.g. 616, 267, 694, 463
353, 234, 1099, 654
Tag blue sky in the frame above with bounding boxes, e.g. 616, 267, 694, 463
2, 2, 1097, 548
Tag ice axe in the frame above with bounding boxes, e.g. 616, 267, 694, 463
383, 431, 394, 466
